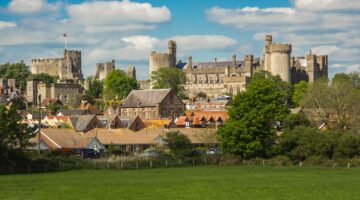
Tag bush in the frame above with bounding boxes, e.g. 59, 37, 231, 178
334, 133, 360, 158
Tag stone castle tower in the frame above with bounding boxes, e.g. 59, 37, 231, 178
149, 40, 176, 88
127, 65, 136, 80
31, 49, 83, 81
263, 35, 292, 82
262, 35, 327, 83
94, 60, 115, 81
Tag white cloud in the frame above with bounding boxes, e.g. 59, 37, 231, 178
67, 0, 171, 31
8, 0, 60, 14
0, 21, 16, 30
293, 0, 360, 11
346, 64, 360, 73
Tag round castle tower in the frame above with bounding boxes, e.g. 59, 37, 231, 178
269, 43, 292, 82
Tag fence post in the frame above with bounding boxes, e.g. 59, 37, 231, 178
347, 163, 351, 168
150, 160, 152, 168
299, 162, 302, 167
136, 161, 139, 169
107, 161, 110, 169
333, 163, 336, 168
192, 159, 195, 166
121, 161, 124, 169
166, 160, 168, 167
204, 157, 207, 165
179, 159, 181, 165
262, 160, 265, 166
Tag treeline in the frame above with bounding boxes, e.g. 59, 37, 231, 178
219, 71, 360, 161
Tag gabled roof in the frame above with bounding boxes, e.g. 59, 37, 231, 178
75, 115, 97, 132
121, 89, 172, 108
78, 102, 101, 115
37, 129, 102, 150
41, 98, 63, 106
144, 118, 173, 128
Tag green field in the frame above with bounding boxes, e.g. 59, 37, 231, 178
1, 166, 360, 200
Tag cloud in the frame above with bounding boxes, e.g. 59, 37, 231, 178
67, 0, 171, 32
293, 0, 360, 12
0, 21, 16, 30
8, 0, 60, 14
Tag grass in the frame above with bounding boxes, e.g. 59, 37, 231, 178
1, 165, 360, 200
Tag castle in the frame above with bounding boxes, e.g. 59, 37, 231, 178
94, 60, 115, 81
149, 35, 328, 98
27, 49, 84, 106
31, 49, 83, 81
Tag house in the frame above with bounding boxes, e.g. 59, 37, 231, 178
86, 127, 218, 153
183, 110, 229, 127
40, 98, 63, 108
42, 115, 69, 128
31, 129, 105, 152
119, 116, 146, 132
121, 89, 185, 119
97, 115, 125, 129
144, 118, 175, 129
185, 98, 231, 111
78, 102, 102, 115
68, 115, 104, 132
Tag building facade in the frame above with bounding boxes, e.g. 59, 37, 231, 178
121, 89, 185, 119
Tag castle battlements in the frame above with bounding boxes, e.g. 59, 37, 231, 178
269, 43, 292, 54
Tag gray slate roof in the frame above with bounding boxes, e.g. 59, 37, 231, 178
75, 115, 96, 132
122, 89, 172, 108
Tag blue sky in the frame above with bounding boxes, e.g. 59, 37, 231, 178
0, 0, 359, 80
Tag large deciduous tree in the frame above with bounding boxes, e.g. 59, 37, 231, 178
0, 105, 33, 162
0, 61, 31, 91
292, 81, 308, 107
218, 71, 291, 158
103, 69, 138, 100
301, 75, 360, 131
151, 67, 186, 99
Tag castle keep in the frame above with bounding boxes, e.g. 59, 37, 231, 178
149, 35, 328, 98
94, 60, 115, 81
31, 49, 83, 81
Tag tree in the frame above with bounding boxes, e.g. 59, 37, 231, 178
218, 71, 291, 158
292, 81, 308, 107
302, 76, 360, 131
29, 73, 59, 84
151, 67, 186, 99
84, 77, 103, 101
46, 103, 60, 115
284, 113, 311, 130
164, 131, 192, 158
103, 69, 138, 100
0, 105, 33, 162
0, 61, 31, 91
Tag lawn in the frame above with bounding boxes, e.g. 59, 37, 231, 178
0, 165, 359, 200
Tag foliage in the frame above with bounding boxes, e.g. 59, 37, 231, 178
301, 76, 360, 131
84, 77, 103, 100
164, 131, 192, 158
283, 113, 311, 129
218, 71, 291, 158
0, 61, 31, 91
151, 67, 186, 99
279, 126, 337, 161
292, 81, 308, 107
196, 91, 207, 99
0, 105, 33, 163
46, 103, 60, 115
29, 73, 59, 84
103, 69, 138, 100
333, 133, 360, 158
59, 123, 71, 129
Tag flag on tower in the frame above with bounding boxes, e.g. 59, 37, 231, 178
63, 33, 67, 37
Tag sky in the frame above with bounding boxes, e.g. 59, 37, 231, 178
0, 0, 359, 80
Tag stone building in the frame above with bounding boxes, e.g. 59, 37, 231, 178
120, 89, 185, 119
26, 78, 82, 106
150, 36, 328, 98
149, 40, 176, 87
94, 60, 115, 81
27, 49, 84, 107
31, 49, 83, 81
127, 65, 136, 80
